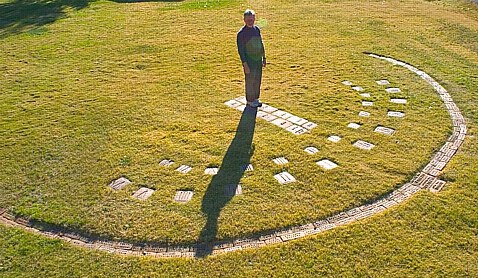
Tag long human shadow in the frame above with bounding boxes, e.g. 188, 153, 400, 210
196, 106, 257, 257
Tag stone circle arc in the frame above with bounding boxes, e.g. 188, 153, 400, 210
0, 54, 467, 258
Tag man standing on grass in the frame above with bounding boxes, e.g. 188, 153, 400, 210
237, 9, 266, 108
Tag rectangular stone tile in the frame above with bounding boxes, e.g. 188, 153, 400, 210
258, 113, 277, 122
362, 101, 374, 106
174, 191, 193, 202
286, 125, 308, 135
159, 159, 174, 167
385, 88, 401, 93
429, 179, 446, 193
224, 100, 243, 108
271, 118, 293, 129
272, 110, 292, 119
352, 86, 364, 91
235, 104, 247, 112
342, 80, 353, 86
316, 159, 338, 170
304, 146, 319, 155
259, 104, 278, 113
376, 79, 390, 85
132, 187, 155, 201
360, 93, 371, 98
390, 98, 407, 104
327, 135, 341, 143
374, 126, 395, 135
353, 140, 375, 150
302, 122, 318, 130
274, 171, 296, 184
234, 96, 247, 104
359, 111, 370, 117
280, 231, 305, 241
176, 165, 192, 174
387, 111, 405, 118
264, 237, 283, 245
273, 157, 289, 165
347, 122, 361, 129
204, 167, 219, 175
288, 116, 308, 125
109, 177, 131, 191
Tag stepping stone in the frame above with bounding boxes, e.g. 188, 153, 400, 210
159, 159, 174, 167
272, 110, 292, 119
241, 164, 254, 172
259, 104, 278, 113
316, 159, 338, 170
304, 147, 319, 155
132, 187, 155, 200
353, 140, 375, 150
224, 184, 242, 197
342, 80, 353, 86
235, 96, 247, 104
108, 177, 131, 191
235, 105, 247, 112
358, 111, 370, 117
362, 101, 373, 106
387, 111, 405, 118
174, 191, 193, 203
386, 88, 401, 93
352, 86, 364, 91
176, 165, 192, 174
288, 116, 308, 125
273, 157, 289, 165
302, 122, 317, 130
257, 113, 277, 122
347, 123, 361, 129
274, 171, 296, 184
271, 118, 293, 129
376, 79, 390, 85
224, 100, 242, 109
374, 126, 395, 135
327, 135, 341, 142
286, 125, 308, 135
204, 167, 219, 175
360, 93, 371, 98
390, 98, 407, 104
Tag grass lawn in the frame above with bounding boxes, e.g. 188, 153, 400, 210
1, 0, 477, 276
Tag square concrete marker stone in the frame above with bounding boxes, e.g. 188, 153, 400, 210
132, 187, 155, 200
235, 104, 247, 112
362, 101, 373, 106
374, 126, 395, 135
360, 93, 371, 98
302, 122, 317, 130
376, 79, 390, 85
288, 116, 308, 126
109, 177, 131, 191
235, 96, 247, 104
328, 135, 341, 143
272, 110, 292, 119
274, 172, 296, 184
224, 184, 242, 196
258, 113, 277, 122
204, 167, 219, 175
159, 159, 174, 167
317, 159, 338, 170
176, 165, 192, 174
386, 88, 401, 93
271, 118, 293, 129
342, 80, 353, 86
273, 157, 289, 165
304, 147, 319, 155
174, 191, 193, 202
353, 140, 375, 150
259, 104, 278, 113
286, 125, 308, 135
224, 100, 242, 109
359, 111, 370, 117
387, 111, 405, 118
352, 86, 364, 91
347, 123, 361, 129
391, 98, 407, 104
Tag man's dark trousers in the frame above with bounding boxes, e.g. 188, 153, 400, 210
245, 62, 262, 103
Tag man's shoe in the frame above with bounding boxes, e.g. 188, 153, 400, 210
252, 99, 262, 107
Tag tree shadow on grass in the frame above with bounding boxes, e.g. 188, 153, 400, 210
196, 106, 257, 257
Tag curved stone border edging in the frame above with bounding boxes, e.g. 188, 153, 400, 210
0, 54, 467, 258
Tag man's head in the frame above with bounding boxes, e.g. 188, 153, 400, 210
243, 9, 255, 28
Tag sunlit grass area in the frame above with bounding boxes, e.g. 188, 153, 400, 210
0, 0, 477, 276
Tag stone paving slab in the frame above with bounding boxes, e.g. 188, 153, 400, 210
390, 98, 407, 104
109, 177, 131, 191
273, 157, 289, 165
159, 159, 174, 167
385, 88, 401, 93
272, 110, 292, 119
204, 167, 219, 175
342, 80, 353, 86
362, 101, 373, 106
374, 126, 395, 135
360, 93, 371, 98
132, 187, 155, 200
376, 79, 390, 85
176, 165, 192, 174
304, 146, 319, 155
316, 159, 338, 170
302, 122, 318, 130
347, 122, 361, 129
274, 172, 296, 184
271, 118, 293, 129
286, 125, 308, 135
174, 191, 193, 202
352, 86, 364, 91
359, 111, 370, 117
327, 135, 341, 143
387, 111, 405, 118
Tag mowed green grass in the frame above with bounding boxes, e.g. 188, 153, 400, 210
1, 0, 477, 276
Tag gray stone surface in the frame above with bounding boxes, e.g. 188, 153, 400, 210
353, 140, 375, 150
271, 118, 293, 129
273, 157, 289, 165
302, 122, 318, 130
360, 93, 371, 98
108, 177, 131, 191
204, 167, 219, 175
327, 135, 341, 142
352, 86, 364, 91
390, 98, 407, 104
347, 122, 361, 129
176, 165, 192, 174
342, 80, 353, 86
387, 111, 405, 118
376, 79, 390, 85
316, 159, 338, 170
132, 187, 155, 200
359, 111, 370, 117
159, 159, 174, 167
385, 87, 401, 93
274, 171, 296, 184
374, 126, 395, 135
174, 191, 193, 202
286, 125, 308, 135
304, 146, 319, 155
362, 101, 373, 106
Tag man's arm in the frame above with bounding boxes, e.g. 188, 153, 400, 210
237, 31, 250, 74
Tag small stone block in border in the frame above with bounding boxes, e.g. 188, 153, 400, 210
347, 122, 361, 129
259, 104, 278, 113
304, 146, 319, 155
176, 165, 192, 174
360, 93, 371, 98
235, 104, 247, 112
132, 187, 155, 200
327, 135, 341, 143
288, 116, 308, 126
362, 101, 374, 106
274, 171, 296, 184
159, 159, 174, 167
224, 100, 242, 108
109, 177, 131, 191
204, 167, 219, 175
342, 80, 353, 86
358, 111, 370, 117
280, 231, 305, 242
234, 96, 247, 104
271, 118, 293, 129
286, 125, 308, 135
272, 110, 292, 119
302, 122, 317, 130
353, 140, 375, 150
387, 111, 405, 118
174, 191, 193, 203
272, 157, 289, 165
316, 159, 338, 170
224, 184, 242, 197
390, 98, 407, 104
376, 79, 390, 85
374, 126, 395, 135
429, 180, 446, 193
385, 87, 401, 93
352, 86, 364, 91
258, 113, 277, 122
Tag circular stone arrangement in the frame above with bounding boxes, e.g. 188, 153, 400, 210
0, 54, 467, 258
